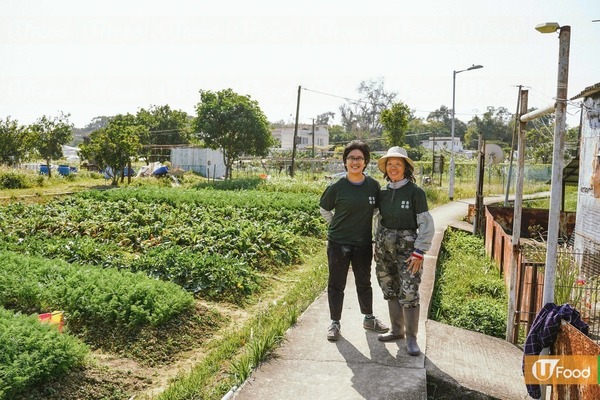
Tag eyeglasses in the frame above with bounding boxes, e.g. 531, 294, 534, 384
347, 156, 365, 162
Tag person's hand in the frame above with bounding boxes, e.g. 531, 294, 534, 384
407, 250, 424, 274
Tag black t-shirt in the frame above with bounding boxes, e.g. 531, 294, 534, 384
378, 181, 428, 231
320, 175, 380, 246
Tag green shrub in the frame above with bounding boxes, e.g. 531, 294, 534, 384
0, 251, 194, 331
430, 228, 507, 338
131, 247, 261, 301
193, 178, 263, 191
0, 307, 88, 399
469, 276, 505, 297
451, 298, 507, 338
0, 171, 31, 189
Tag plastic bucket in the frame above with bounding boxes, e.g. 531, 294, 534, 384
38, 311, 64, 333
57, 165, 70, 176
152, 166, 169, 176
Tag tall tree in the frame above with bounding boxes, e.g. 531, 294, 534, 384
84, 116, 111, 132
136, 105, 192, 163
404, 116, 430, 150
316, 111, 335, 125
463, 120, 481, 150
73, 116, 111, 146
470, 106, 513, 145
426, 105, 466, 138
194, 89, 273, 179
380, 101, 411, 148
339, 78, 397, 149
0, 117, 32, 166
523, 111, 578, 164
525, 124, 554, 164
79, 114, 146, 186
29, 113, 73, 178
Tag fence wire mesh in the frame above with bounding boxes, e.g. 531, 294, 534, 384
520, 243, 600, 344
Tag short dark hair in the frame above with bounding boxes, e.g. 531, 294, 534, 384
342, 140, 370, 171
383, 158, 416, 182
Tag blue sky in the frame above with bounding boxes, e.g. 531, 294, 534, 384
1, 0, 598, 128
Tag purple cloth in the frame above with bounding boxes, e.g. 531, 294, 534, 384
522, 302, 589, 399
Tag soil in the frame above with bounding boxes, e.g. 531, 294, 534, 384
12, 300, 252, 400
1, 182, 310, 400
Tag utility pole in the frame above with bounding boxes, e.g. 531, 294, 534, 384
506, 89, 528, 343
311, 118, 315, 158
504, 85, 522, 206
431, 132, 436, 184
291, 85, 301, 177
473, 134, 484, 235
541, 24, 570, 305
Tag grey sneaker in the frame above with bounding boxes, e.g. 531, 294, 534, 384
363, 317, 389, 333
327, 322, 341, 341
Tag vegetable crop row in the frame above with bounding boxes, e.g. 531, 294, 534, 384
0, 307, 88, 400
0, 251, 195, 330
0, 187, 327, 301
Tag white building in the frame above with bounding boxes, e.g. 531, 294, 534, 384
271, 124, 329, 152
170, 147, 226, 179
62, 145, 81, 162
420, 136, 464, 153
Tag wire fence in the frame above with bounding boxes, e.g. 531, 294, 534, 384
521, 244, 600, 344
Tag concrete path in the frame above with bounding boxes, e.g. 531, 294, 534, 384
231, 197, 533, 400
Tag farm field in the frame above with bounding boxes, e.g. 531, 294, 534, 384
0, 177, 329, 400
0, 163, 551, 399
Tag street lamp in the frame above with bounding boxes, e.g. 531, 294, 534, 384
449, 64, 483, 200
536, 22, 571, 306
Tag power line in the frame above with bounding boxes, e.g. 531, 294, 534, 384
303, 84, 580, 124
303, 86, 484, 119
302, 87, 361, 104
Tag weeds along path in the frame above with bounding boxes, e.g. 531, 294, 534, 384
98, 260, 324, 400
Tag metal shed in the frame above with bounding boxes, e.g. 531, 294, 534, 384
170, 147, 226, 179
571, 83, 600, 277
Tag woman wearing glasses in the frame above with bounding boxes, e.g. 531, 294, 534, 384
319, 140, 389, 341
374, 146, 434, 356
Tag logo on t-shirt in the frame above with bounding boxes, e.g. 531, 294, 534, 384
369, 196, 376, 205
400, 200, 410, 209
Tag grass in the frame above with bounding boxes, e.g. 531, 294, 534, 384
0, 169, 109, 203
519, 185, 578, 212
429, 228, 508, 338
155, 247, 328, 400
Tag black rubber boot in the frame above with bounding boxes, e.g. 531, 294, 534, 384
378, 298, 405, 342
404, 305, 421, 356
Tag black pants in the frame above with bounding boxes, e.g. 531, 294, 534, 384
327, 241, 374, 321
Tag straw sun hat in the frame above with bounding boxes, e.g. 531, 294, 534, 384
377, 146, 415, 174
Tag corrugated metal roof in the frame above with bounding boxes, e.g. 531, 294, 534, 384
546, 157, 579, 186
571, 82, 600, 100
562, 157, 579, 186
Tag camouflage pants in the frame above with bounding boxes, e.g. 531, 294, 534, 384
374, 227, 421, 306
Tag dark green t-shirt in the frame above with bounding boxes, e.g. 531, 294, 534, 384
378, 181, 428, 231
319, 175, 380, 246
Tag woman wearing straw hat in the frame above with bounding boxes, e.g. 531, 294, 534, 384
374, 146, 434, 356
319, 140, 389, 341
